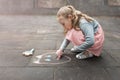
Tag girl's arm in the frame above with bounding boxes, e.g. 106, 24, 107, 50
59, 38, 70, 52
73, 22, 95, 52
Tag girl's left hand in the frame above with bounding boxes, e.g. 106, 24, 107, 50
56, 49, 63, 60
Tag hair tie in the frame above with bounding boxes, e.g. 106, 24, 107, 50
75, 10, 82, 16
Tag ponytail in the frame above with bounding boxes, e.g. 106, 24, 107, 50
66, 5, 94, 27
57, 5, 94, 34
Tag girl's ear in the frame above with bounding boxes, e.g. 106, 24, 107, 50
68, 14, 74, 20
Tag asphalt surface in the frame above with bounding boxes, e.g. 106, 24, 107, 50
0, 15, 120, 80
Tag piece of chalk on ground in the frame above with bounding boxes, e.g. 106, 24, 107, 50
45, 59, 51, 61
45, 55, 52, 58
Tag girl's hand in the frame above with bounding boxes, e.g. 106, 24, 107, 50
56, 49, 63, 60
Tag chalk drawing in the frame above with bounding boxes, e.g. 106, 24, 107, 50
33, 52, 71, 65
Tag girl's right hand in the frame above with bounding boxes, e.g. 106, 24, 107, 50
56, 49, 63, 60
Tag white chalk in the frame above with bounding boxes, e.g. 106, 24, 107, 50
22, 48, 35, 57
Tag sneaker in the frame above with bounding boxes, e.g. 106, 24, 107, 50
76, 51, 93, 59
71, 46, 79, 53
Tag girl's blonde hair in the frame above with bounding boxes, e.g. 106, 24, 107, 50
57, 5, 94, 34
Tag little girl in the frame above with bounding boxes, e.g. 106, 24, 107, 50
56, 5, 105, 60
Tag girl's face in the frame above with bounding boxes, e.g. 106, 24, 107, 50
57, 15, 72, 30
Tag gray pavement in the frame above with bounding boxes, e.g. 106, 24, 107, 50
0, 15, 120, 80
